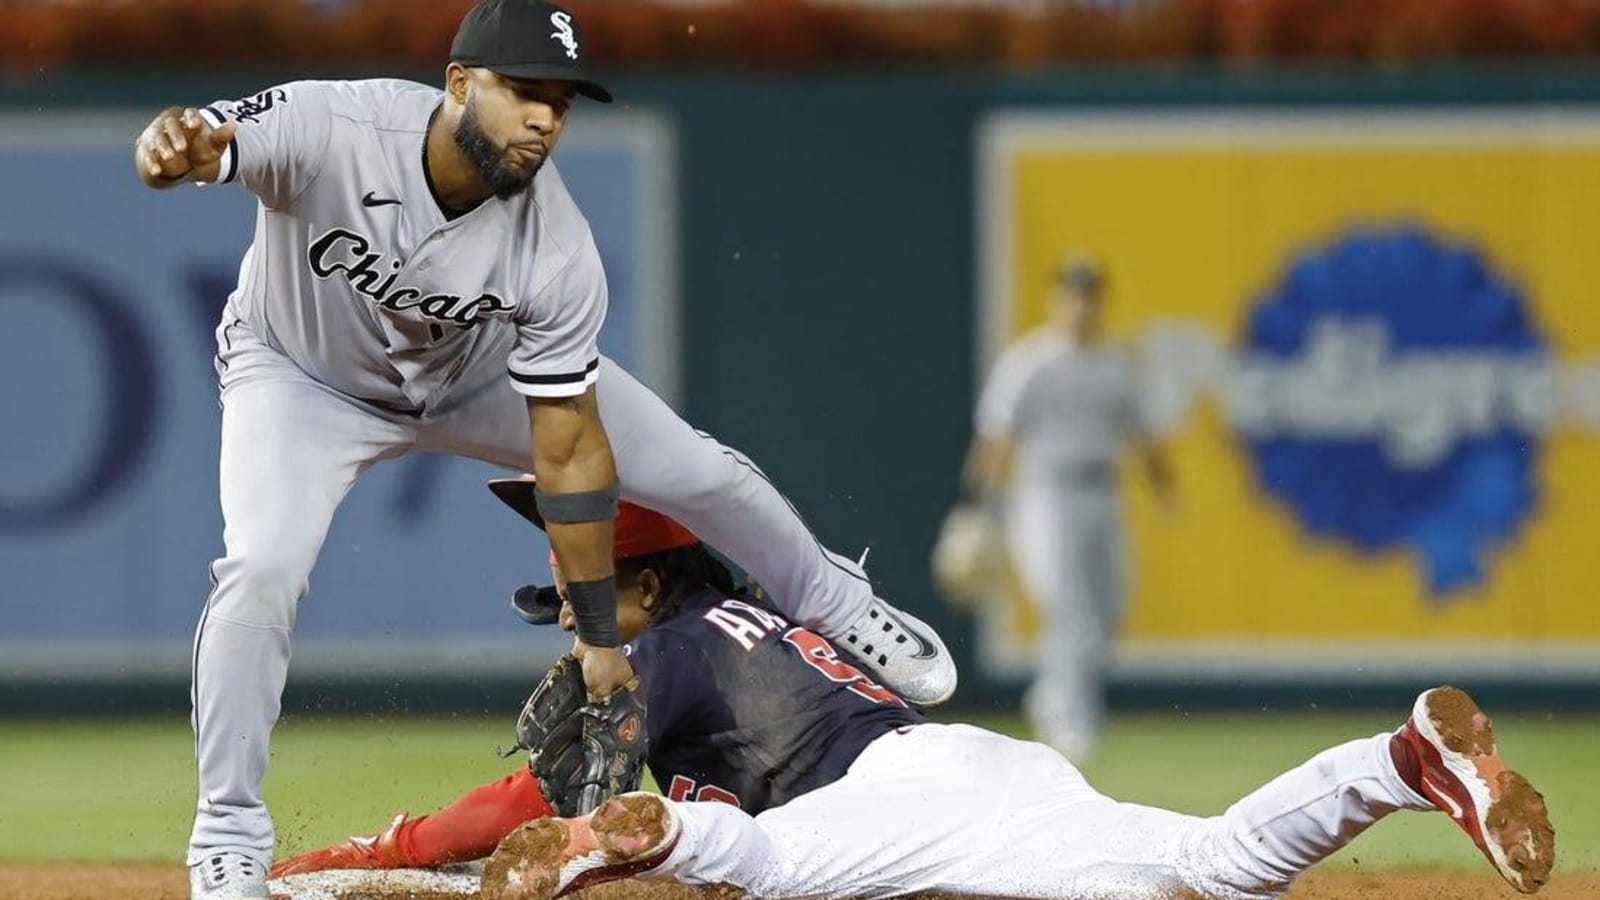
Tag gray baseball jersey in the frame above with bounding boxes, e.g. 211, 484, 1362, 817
976, 332, 1145, 484
196, 78, 602, 411
977, 332, 1143, 755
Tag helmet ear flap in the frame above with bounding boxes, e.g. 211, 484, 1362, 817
512, 584, 563, 626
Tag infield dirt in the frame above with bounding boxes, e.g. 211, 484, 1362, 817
3, 864, 1596, 900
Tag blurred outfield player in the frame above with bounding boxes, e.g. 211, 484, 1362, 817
272, 503, 1555, 900
962, 252, 1173, 760
131, 1, 953, 896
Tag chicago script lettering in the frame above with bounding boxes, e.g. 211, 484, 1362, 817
306, 227, 512, 327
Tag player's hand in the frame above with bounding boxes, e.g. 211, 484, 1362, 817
580, 645, 636, 701
134, 106, 236, 188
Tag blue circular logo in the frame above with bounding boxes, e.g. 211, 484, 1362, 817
1235, 225, 1549, 595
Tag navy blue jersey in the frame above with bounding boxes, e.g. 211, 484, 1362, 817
624, 589, 923, 814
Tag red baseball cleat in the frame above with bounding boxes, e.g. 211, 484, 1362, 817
479, 793, 679, 900
270, 813, 413, 878
1394, 686, 1556, 894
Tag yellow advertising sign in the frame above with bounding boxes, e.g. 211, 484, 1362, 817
977, 112, 1600, 676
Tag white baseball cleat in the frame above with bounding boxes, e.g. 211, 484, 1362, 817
479, 793, 679, 900
189, 851, 269, 900
1394, 685, 1556, 894
834, 597, 957, 706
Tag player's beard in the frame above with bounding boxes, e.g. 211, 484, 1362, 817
454, 97, 541, 200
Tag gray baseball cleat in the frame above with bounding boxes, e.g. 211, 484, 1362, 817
833, 597, 957, 706
189, 851, 269, 900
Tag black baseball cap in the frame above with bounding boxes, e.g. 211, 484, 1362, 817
450, 0, 614, 104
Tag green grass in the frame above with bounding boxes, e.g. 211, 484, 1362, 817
2, 709, 1593, 870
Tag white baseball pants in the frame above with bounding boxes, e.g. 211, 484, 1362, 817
649, 722, 1432, 899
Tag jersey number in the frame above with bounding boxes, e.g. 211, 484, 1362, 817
782, 628, 906, 708
666, 775, 740, 807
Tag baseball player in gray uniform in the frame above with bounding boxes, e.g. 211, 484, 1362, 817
965, 253, 1172, 762
131, 2, 954, 897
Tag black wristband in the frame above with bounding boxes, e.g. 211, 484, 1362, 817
565, 576, 619, 648
535, 483, 620, 524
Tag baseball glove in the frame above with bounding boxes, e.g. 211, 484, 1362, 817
931, 501, 1005, 609
510, 654, 649, 817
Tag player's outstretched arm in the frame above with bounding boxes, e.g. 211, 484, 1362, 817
961, 433, 1013, 500
132, 106, 236, 189
527, 388, 635, 700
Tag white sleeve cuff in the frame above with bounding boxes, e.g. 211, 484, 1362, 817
508, 358, 600, 398
195, 106, 238, 185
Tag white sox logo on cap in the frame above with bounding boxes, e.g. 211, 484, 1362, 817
449, 1, 612, 102
550, 11, 579, 59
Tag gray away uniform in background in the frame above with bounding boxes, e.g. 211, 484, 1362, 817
976, 331, 1145, 759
